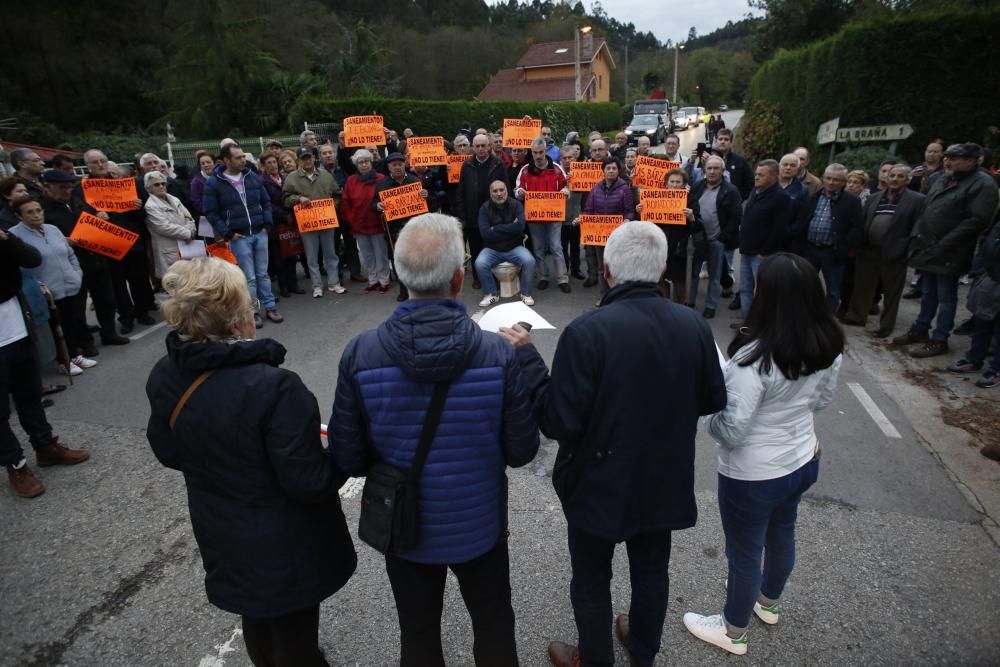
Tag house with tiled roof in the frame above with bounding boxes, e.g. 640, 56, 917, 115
477, 36, 616, 102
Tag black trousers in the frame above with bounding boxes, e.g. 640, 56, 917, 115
568, 526, 672, 667
561, 224, 581, 273
385, 539, 519, 667
465, 226, 484, 270
110, 251, 154, 322
0, 335, 53, 466
337, 226, 362, 277
83, 266, 119, 342
54, 293, 92, 355
242, 605, 328, 667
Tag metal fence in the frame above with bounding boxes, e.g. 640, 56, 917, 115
168, 134, 304, 163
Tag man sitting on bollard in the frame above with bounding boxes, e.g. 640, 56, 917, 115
474, 180, 536, 308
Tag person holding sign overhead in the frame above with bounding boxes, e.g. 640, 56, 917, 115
373, 153, 428, 302
515, 137, 571, 295
282, 148, 346, 299
202, 144, 282, 329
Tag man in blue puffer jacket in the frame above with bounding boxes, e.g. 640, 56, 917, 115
329, 213, 539, 667
202, 143, 282, 328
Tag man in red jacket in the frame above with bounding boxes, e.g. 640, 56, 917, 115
515, 137, 571, 294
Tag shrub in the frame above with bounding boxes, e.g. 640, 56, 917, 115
738, 100, 784, 165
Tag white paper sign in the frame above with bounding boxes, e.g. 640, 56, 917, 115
476, 301, 555, 333
197, 217, 215, 238
177, 239, 207, 259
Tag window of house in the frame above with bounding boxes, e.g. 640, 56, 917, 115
599, 74, 603, 89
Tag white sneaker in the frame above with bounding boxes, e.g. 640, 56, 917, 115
520, 294, 534, 306
71, 355, 98, 369
60, 362, 83, 376
682, 612, 748, 656
753, 601, 780, 625
479, 294, 499, 308
328, 284, 347, 294
312, 287, 323, 298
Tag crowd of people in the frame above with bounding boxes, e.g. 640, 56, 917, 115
2, 116, 999, 666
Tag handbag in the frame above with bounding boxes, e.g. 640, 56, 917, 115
276, 222, 303, 258
358, 381, 450, 555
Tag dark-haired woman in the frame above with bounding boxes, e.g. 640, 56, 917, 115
683, 252, 844, 657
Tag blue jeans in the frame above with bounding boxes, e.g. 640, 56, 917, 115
915, 272, 960, 341
527, 223, 567, 284
719, 457, 820, 631
300, 228, 341, 291
474, 246, 535, 297
967, 314, 1000, 370
568, 526, 672, 667
704, 239, 726, 311
230, 230, 276, 311
739, 253, 762, 319
801, 244, 845, 312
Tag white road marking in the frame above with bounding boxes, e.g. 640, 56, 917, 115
339, 477, 365, 499
847, 382, 902, 439
197, 625, 242, 667
128, 319, 169, 341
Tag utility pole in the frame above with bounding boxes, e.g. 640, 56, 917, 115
673, 43, 685, 104
624, 44, 629, 101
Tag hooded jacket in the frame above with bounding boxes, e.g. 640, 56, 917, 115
202, 164, 273, 240
329, 299, 539, 564
146, 334, 356, 617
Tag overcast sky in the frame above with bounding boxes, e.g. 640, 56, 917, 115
486, 0, 761, 45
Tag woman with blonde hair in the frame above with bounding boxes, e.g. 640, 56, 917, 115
145, 257, 356, 667
845, 169, 870, 207
143, 171, 196, 278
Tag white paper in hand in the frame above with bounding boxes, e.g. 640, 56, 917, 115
178, 239, 207, 259
476, 301, 555, 333
197, 217, 215, 238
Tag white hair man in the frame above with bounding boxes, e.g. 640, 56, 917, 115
500, 219, 726, 667
328, 212, 539, 667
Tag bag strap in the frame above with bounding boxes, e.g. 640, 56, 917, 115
407, 381, 451, 481
169, 370, 216, 430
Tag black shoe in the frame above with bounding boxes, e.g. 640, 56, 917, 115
349, 273, 367, 283
537, 279, 549, 291
41, 398, 54, 409
119, 320, 134, 335
572, 271, 585, 280
583, 277, 597, 288
872, 328, 893, 339
87, 324, 100, 333
136, 314, 155, 326
727, 296, 741, 310
82, 343, 99, 357
721, 287, 734, 299
279, 286, 291, 298
902, 287, 922, 300
838, 316, 866, 326
870, 302, 881, 315
101, 335, 130, 346
291, 285, 307, 295
703, 308, 715, 319
893, 326, 929, 346
473, 278, 481, 290
954, 318, 975, 336
559, 282, 571, 294
253, 313, 263, 329
397, 287, 408, 302
910, 339, 949, 358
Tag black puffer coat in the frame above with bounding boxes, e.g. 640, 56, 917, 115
146, 333, 356, 618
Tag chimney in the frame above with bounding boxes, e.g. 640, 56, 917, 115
582, 33, 594, 61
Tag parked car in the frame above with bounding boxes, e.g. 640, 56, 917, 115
625, 114, 665, 145
680, 107, 701, 127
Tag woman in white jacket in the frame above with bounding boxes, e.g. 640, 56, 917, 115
144, 171, 196, 278
684, 252, 844, 656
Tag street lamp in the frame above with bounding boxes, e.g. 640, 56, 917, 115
673, 43, 685, 105
575, 25, 592, 103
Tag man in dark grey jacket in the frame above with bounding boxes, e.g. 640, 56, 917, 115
895, 143, 999, 357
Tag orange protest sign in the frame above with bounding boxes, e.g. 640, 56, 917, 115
378, 181, 429, 222
343, 115, 385, 148
407, 136, 447, 167
80, 178, 140, 213
68, 212, 139, 260
503, 119, 543, 149
631, 156, 682, 189
446, 154, 467, 184
569, 162, 605, 192
207, 241, 239, 265
579, 214, 625, 246
294, 198, 339, 232
640, 189, 688, 225
524, 191, 567, 222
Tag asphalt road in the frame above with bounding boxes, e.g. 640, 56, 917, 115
649, 109, 743, 158
3, 140, 999, 665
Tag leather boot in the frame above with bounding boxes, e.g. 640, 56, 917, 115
7, 463, 45, 498
547, 641, 581, 667
35, 438, 91, 467
615, 614, 647, 667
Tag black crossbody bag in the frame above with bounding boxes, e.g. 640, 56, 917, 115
358, 381, 450, 555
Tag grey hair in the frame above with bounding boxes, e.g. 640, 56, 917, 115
603, 221, 668, 284
351, 149, 374, 165
9, 148, 32, 169
143, 170, 166, 188
394, 214, 465, 296
300, 130, 315, 142
453, 134, 470, 146
704, 154, 725, 168
140, 152, 160, 166
530, 137, 547, 150
892, 163, 913, 176
824, 162, 848, 176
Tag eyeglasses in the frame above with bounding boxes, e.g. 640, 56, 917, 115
150, 182, 167, 187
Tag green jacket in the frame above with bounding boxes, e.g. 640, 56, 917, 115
908, 168, 998, 276
281, 168, 340, 210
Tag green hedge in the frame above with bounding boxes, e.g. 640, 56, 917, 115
748, 10, 1000, 164
288, 97, 623, 143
